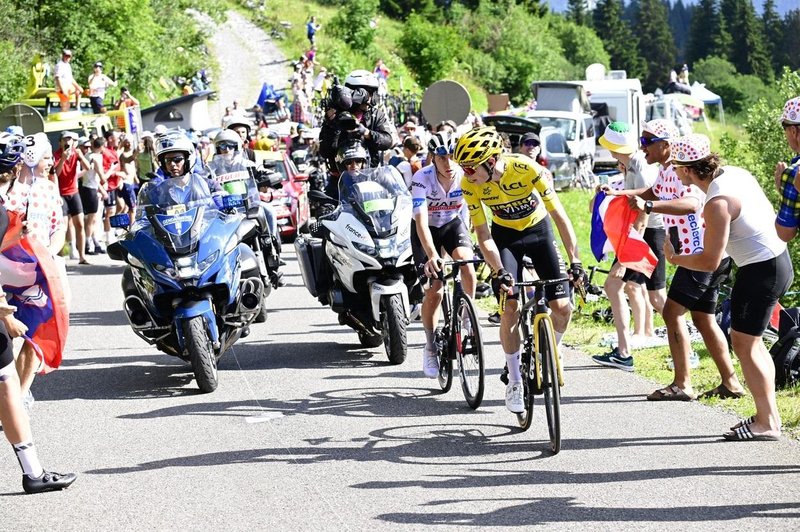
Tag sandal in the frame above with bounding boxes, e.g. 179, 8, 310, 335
647, 384, 695, 402
723, 424, 780, 441
78, 259, 90, 265
699, 384, 745, 400
730, 415, 756, 431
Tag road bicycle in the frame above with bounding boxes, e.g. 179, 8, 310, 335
500, 276, 569, 454
434, 259, 486, 409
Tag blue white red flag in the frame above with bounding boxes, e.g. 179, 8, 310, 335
590, 191, 658, 277
0, 210, 68, 373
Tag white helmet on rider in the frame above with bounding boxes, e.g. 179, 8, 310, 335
214, 129, 242, 152
336, 142, 368, 172
155, 130, 196, 176
344, 70, 380, 95
427, 131, 456, 157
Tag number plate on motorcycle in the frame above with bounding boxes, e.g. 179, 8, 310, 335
166, 205, 187, 216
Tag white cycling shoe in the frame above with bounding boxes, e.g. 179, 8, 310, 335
505, 382, 524, 413
423, 348, 439, 379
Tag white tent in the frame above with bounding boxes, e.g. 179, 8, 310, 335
691, 81, 725, 125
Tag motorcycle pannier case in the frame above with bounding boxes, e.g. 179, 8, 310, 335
294, 236, 327, 297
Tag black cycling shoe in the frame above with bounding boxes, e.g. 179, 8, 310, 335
23, 470, 77, 494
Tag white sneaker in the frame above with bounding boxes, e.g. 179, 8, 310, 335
423, 348, 439, 378
505, 382, 524, 413
409, 303, 421, 321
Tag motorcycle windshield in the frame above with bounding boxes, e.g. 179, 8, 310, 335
209, 158, 262, 208
134, 174, 221, 252
339, 167, 410, 237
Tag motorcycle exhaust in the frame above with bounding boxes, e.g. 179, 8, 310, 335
338, 310, 372, 336
237, 278, 265, 314
124, 295, 153, 328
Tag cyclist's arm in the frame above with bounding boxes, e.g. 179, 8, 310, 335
411, 177, 438, 261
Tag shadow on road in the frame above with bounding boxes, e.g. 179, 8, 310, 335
66, 263, 125, 276
376, 497, 800, 526
70, 310, 130, 327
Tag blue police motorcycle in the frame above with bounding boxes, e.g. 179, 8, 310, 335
108, 174, 265, 393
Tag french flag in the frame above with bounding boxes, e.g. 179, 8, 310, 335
0, 210, 69, 373
590, 191, 658, 277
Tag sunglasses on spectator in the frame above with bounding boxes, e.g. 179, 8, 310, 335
639, 136, 667, 147
782, 122, 798, 130
216, 142, 238, 151
522, 140, 540, 148
433, 146, 454, 156
164, 155, 186, 165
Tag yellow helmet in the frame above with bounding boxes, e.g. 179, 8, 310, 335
453, 127, 503, 166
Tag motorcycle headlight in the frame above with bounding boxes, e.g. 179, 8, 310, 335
374, 237, 401, 259
152, 262, 179, 279
353, 242, 378, 257
127, 254, 145, 269
198, 251, 220, 273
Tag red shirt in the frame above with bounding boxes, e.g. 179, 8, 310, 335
102, 147, 122, 190
54, 147, 80, 196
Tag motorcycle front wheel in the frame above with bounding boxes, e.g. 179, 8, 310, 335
182, 316, 218, 393
381, 293, 407, 365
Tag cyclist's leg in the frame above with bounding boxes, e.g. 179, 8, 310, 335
441, 218, 476, 298
526, 218, 570, 344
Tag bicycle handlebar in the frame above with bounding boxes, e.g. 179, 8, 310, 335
498, 277, 571, 314
434, 258, 484, 281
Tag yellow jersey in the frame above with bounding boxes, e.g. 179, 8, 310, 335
461, 154, 560, 231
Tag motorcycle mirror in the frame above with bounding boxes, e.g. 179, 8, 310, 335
106, 241, 127, 262
110, 213, 131, 229
308, 189, 335, 205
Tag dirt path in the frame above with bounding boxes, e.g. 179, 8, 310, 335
206, 10, 291, 125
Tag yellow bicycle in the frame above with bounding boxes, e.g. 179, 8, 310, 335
500, 277, 568, 454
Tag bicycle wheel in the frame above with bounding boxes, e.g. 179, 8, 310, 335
516, 321, 535, 430
454, 293, 485, 409
436, 327, 453, 392
539, 318, 561, 454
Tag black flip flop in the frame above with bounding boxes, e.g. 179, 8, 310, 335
723, 424, 779, 441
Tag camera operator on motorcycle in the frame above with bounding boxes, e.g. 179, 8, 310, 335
318, 70, 393, 199
413, 131, 477, 378
208, 129, 284, 287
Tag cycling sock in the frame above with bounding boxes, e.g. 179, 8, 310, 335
505, 350, 522, 383
555, 330, 564, 349
13, 441, 44, 478
424, 328, 436, 352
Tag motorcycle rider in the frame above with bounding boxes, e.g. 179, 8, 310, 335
228, 119, 257, 163
323, 141, 368, 199
319, 70, 393, 196
208, 129, 283, 287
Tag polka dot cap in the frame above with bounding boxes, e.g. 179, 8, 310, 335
642, 119, 679, 140
671, 134, 712, 165
781, 97, 800, 125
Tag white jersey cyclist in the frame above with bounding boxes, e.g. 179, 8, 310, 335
411, 163, 469, 228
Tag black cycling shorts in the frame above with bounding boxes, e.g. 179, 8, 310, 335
491, 218, 568, 302
62, 192, 84, 218
0, 321, 14, 371
104, 189, 118, 208
668, 257, 732, 314
79, 185, 100, 215
731, 250, 794, 336
412, 217, 473, 277
618, 227, 667, 290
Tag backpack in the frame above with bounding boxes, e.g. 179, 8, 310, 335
769, 307, 800, 389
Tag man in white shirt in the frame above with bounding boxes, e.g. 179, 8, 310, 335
54, 49, 82, 112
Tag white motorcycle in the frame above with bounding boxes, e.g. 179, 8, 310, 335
295, 167, 416, 364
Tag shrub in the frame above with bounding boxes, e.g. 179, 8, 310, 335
327, 0, 379, 51
398, 13, 462, 87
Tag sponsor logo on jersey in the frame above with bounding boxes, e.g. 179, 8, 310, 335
500, 179, 529, 197
412, 198, 425, 208
483, 185, 493, 195
490, 197, 539, 220
411, 181, 426, 188
512, 161, 529, 173
686, 212, 703, 251
448, 190, 463, 198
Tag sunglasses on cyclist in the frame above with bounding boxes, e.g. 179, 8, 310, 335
216, 142, 238, 152
433, 146, 454, 156
639, 136, 667, 147
164, 155, 186, 165
462, 165, 479, 176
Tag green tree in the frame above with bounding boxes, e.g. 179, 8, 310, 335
667, 0, 692, 62
720, 0, 773, 81
687, 0, 731, 65
567, 0, 589, 26
634, 0, 677, 91
592, 0, 646, 79
517, 0, 549, 17
692, 55, 770, 114
761, 0, 783, 74
550, 17, 610, 73
779, 9, 800, 71
379, 0, 436, 19
328, 0, 379, 51
398, 13, 463, 87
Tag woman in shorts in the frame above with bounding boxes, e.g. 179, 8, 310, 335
664, 134, 792, 441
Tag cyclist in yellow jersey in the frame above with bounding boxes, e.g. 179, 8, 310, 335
455, 127, 584, 413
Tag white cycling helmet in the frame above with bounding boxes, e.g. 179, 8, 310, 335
22, 133, 52, 168
155, 130, 196, 176
344, 70, 380, 93
428, 131, 456, 157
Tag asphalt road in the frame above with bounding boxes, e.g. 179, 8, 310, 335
1, 250, 799, 530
